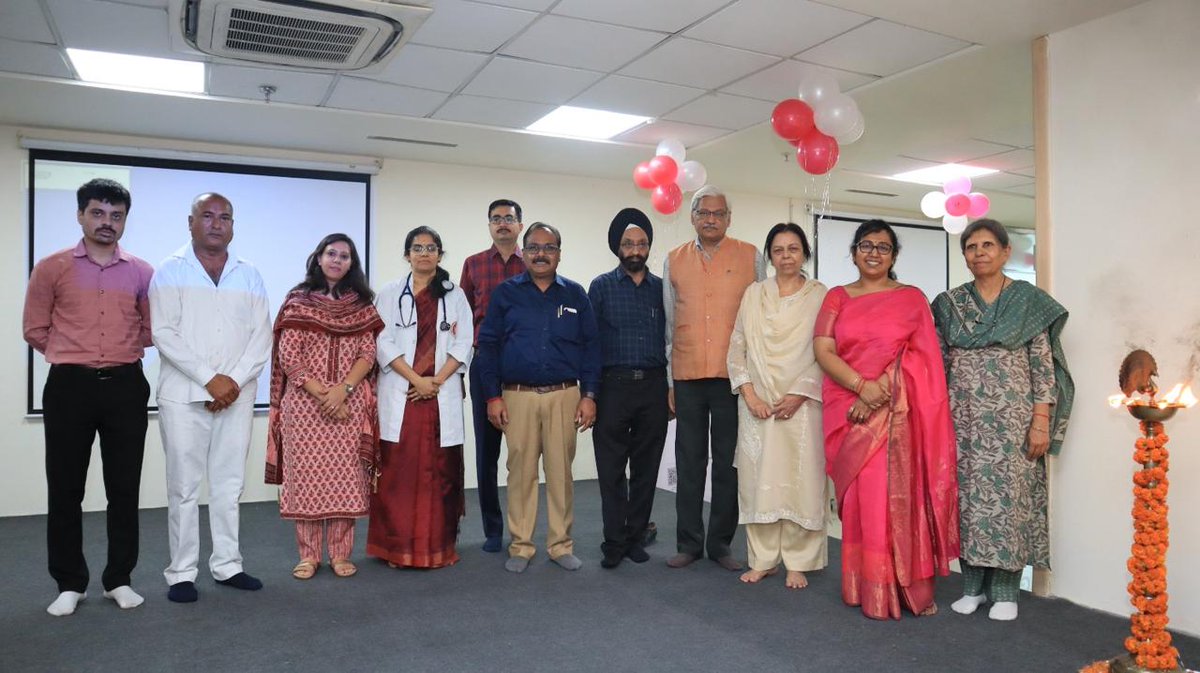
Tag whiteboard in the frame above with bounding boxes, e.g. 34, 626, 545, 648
812, 215, 948, 303
26, 151, 371, 414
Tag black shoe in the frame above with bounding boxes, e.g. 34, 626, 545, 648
167, 581, 198, 603
642, 522, 658, 545
625, 544, 650, 564
216, 572, 263, 591
600, 549, 623, 569
482, 537, 503, 553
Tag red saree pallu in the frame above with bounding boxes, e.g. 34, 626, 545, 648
816, 286, 959, 620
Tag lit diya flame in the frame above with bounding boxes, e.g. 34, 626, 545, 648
1108, 383, 1196, 409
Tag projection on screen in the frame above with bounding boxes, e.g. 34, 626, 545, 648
25, 150, 371, 414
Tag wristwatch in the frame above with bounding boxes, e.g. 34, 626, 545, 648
344, 382, 355, 394
583, 391, 596, 400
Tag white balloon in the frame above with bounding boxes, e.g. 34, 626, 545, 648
814, 94, 859, 139
797, 71, 840, 106
655, 138, 686, 164
920, 191, 947, 219
676, 160, 707, 192
835, 108, 865, 145
943, 214, 969, 234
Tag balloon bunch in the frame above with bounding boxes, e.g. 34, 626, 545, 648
632, 139, 708, 215
920, 175, 990, 234
770, 72, 865, 175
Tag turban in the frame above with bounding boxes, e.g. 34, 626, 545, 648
608, 207, 653, 256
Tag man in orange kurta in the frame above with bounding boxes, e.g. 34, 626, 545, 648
662, 186, 764, 570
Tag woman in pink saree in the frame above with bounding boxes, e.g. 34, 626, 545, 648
813, 220, 959, 620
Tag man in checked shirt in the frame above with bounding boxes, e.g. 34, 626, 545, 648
460, 199, 526, 553
587, 208, 669, 569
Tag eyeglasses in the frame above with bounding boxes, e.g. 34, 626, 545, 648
620, 241, 650, 251
693, 209, 729, 219
523, 244, 560, 254
490, 215, 519, 225
409, 244, 440, 255
855, 241, 894, 255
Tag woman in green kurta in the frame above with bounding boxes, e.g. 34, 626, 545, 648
931, 219, 1073, 622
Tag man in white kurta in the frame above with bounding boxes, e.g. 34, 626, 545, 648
149, 193, 272, 603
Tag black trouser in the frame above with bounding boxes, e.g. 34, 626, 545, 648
43, 363, 149, 592
673, 377, 739, 559
593, 368, 669, 556
469, 357, 504, 540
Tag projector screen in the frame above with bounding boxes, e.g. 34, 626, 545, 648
25, 149, 372, 414
812, 214, 949, 303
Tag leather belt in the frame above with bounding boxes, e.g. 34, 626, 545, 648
52, 362, 140, 380
502, 381, 577, 394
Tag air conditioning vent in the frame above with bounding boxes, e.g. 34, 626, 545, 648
175, 0, 432, 72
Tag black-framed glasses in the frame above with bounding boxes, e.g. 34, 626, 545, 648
620, 241, 650, 251
490, 215, 518, 224
693, 209, 729, 219
523, 243, 560, 254
855, 241, 894, 255
409, 244, 440, 255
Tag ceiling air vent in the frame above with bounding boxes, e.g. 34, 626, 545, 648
176, 0, 431, 72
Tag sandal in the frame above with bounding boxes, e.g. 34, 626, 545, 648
292, 560, 319, 580
331, 558, 358, 578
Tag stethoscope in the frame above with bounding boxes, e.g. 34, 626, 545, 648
396, 273, 452, 332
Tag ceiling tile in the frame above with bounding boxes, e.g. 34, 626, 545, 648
901, 138, 1013, 164
409, 0, 538, 53
461, 57, 601, 105
0, 38, 72, 78
475, 0, 556, 10
619, 38, 779, 90
49, 0, 173, 58
208, 64, 334, 105
684, 0, 869, 57
837, 155, 939, 177
664, 93, 773, 130
964, 148, 1035, 173
373, 44, 488, 92
615, 120, 730, 147
551, 0, 731, 33
1006, 183, 1036, 197
0, 0, 55, 43
974, 125, 1035, 149
325, 78, 449, 117
972, 171, 1038, 190
721, 59, 876, 101
797, 19, 971, 77
501, 15, 665, 72
570, 75, 703, 118
432, 94, 554, 129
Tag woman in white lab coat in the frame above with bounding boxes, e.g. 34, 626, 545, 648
366, 226, 474, 568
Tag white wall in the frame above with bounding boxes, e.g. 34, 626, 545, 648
1048, 0, 1200, 636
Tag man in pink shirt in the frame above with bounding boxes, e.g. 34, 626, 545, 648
23, 179, 154, 616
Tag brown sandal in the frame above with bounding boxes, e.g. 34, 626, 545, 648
292, 560, 319, 580
331, 558, 358, 577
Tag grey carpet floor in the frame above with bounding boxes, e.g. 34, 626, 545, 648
2, 481, 1197, 673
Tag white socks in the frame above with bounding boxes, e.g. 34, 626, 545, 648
46, 591, 87, 616
951, 593, 987, 615
989, 601, 1019, 621
103, 585, 144, 609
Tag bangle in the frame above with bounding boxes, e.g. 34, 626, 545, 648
852, 376, 865, 395
1033, 411, 1050, 419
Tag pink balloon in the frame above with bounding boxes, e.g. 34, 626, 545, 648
967, 192, 991, 218
650, 183, 683, 214
943, 175, 972, 195
633, 162, 656, 190
771, 99, 815, 141
646, 155, 678, 187
944, 193, 970, 217
795, 129, 839, 175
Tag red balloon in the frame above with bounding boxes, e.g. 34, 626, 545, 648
646, 155, 678, 186
650, 183, 683, 214
633, 161, 656, 189
944, 193, 970, 217
771, 99, 815, 141
795, 129, 839, 175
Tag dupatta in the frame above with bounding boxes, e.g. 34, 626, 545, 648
264, 290, 385, 487
816, 286, 960, 582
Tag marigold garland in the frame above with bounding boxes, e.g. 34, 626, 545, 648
1123, 420, 1180, 671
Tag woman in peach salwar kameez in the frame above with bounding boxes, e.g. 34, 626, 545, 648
813, 220, 959, 620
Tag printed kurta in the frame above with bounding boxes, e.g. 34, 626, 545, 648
728, 278, 827, 529
277, 303, 377, 520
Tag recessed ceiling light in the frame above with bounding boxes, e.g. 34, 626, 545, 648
66, 48, 205, 94
526, 106, 651, 141
891, 163, 999, 186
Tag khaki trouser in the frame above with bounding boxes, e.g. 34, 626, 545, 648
746, 520, 828, 572
503, 386, 579, 560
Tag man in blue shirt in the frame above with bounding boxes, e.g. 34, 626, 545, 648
476, 222, 601, 573
588, 208, 669, 569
